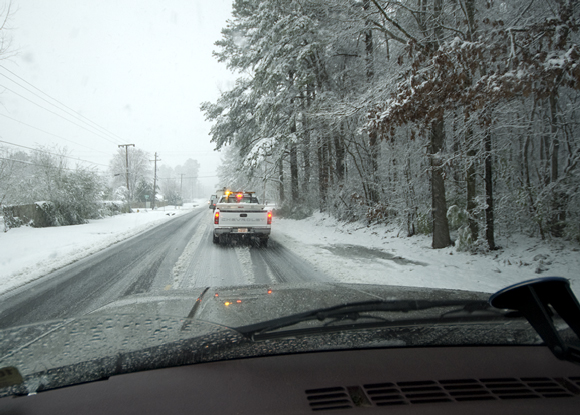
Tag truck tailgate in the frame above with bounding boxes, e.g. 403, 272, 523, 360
217, 210, 268, 227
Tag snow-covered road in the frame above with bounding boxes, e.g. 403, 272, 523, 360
0, 203, 201, 296
1, 202, 579, 329
0, 204, 330, 328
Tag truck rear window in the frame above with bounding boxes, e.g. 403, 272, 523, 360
219, 196, 259, 204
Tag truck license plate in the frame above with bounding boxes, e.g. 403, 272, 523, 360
237, 228, 248, 233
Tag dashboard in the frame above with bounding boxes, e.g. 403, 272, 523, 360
1, 345, 580, 414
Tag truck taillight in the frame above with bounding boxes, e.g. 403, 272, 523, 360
214, 211, 220, 224
267, 211, 272, 225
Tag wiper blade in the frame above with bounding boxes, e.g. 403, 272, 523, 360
235, 299, 494, 340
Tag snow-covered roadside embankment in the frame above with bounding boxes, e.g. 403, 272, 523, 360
271, 212, 580, 296
0, 203, 201, 296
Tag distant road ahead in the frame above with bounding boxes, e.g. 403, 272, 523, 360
0, 206, 329, 329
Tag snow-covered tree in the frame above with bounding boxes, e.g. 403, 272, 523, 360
108, 147, 151, 202
205, 0, 580, 247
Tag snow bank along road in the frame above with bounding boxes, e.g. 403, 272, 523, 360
0, 206, 331, 329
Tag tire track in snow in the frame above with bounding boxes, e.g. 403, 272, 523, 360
172, 218, 208, 288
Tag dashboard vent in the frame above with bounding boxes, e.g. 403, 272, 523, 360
307, 377, 579, 411
305, 387, 353, 411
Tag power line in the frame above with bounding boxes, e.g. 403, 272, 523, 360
98, 171, 143, 177
0, 71, 120, 143
0, 156, 36, 166
0, 65, 125, 143
0, 156, 92, 172
0, 139, 108, 167
0, 112, 110, 155
0, 83, 118, 145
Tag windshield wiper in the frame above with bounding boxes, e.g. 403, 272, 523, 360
235, 299, 497, 340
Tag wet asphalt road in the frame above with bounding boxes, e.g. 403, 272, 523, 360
0, 206, 330, 329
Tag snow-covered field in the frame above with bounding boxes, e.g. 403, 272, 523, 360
273, 212, 580, 296
1, 204, 579, 298
0, 203, 200, 296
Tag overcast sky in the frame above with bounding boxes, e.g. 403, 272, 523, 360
0, 0, 237, 189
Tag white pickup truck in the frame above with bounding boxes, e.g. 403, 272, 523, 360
212, 192, 272, 246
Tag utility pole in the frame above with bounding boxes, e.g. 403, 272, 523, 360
179, 173, 185, 203
150, 152, 160, 209
118, 144, 135, 200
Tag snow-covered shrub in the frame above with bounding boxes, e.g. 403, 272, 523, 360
332, 192, 367, 223
51, 202, 88, 226
2, 147, 106, 227
275, 202, 313, 220
415, 209, 432, 235
1, 202, 52, 229
564, 196, 580, 243
455, 226, 474, 252
1, 212, 23, 230
447, 205, 474, 251
447, 205, 468, 231
99, 201, 126, 217
365, 202, 398, 225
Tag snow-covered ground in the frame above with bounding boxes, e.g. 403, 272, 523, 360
273, 212, 580, 296
0, 202, 201, 296
1, 204, 579, 298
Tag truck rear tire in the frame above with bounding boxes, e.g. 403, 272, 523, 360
213, 234, 219, 244
259, 237, 269, 247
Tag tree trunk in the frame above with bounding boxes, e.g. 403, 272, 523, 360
430, 118, 451, 249
286, 69, 299, 205
278, 158, 285, 204
363, 0, 374, 80
404, 157, 417, 237
327, 132, 334, 188
462, 0, 478, 241
547, 0, 571, 237
301, 85, 313, 195
466, 129, 479, 240
334, 129, 345, 183
364, 0, 379, 205
302, 127, 311, 196
524, 128, 546, 240
549, 92, 565, 237
367, 134, 380, 205
290, 141, 299, 204
540, 132, 550, 186
483, 128, 496, 250
318, 134, 328, 210
550, 93, 559, 184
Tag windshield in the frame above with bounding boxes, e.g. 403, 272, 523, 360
0, 0, 579, 398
